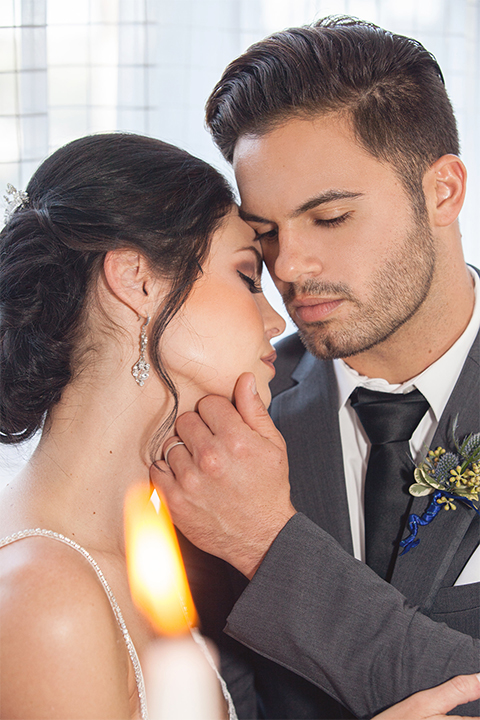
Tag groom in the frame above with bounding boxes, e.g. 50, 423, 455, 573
152, 17, 480, 719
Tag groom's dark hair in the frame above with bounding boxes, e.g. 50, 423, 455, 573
205, 16, 459, 210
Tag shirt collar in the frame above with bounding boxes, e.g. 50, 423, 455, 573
334, 267, 480, 420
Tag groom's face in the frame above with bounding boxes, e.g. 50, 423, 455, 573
233, 113, 435, 361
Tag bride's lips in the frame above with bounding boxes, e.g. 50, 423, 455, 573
292, 297, 344, 323
261, 349, 277, 375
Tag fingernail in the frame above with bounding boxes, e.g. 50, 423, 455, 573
251, 375, 257, 395
476, 672, 480, 683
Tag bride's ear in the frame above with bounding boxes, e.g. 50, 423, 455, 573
103, 249, 165, 317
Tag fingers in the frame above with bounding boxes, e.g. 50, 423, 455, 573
163, 374, 283, 457
156, 436, 192, 482
150, 460, 175, 503
148, 378, 292, 575
175, 410, 216, 452
150, 451, 193, 521
177, 373, 284, 446
374, 674, 480, 719
164, 440, 186, 468
233, 373, 286, 449
170, 412, 232, 485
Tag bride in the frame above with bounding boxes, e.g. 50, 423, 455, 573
0, 133, 478, 720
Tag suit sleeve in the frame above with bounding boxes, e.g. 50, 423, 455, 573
224, 513, 480, 718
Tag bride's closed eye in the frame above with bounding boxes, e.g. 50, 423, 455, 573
237, 270, 263, 294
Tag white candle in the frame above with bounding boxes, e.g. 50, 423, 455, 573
144, 637, 224, 720
125, 486, 225, 720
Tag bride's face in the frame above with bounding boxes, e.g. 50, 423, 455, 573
159, 208, 286, 408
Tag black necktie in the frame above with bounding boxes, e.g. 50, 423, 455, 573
350, 387, 430, 581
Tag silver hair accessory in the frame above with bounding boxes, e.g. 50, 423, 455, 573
132, 316, 150, 387
164, 441, 186, 468
4, 183, 29, 223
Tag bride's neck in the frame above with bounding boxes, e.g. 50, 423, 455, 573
5, 372, 172, 555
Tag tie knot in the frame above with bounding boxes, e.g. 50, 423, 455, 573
350, 387, 430, 445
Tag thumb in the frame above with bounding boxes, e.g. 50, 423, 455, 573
376, 674, 480, 719
234, 373, 285, 449
423, 674, 480, 716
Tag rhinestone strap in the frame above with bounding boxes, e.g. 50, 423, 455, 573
191, 627, 238, 720
0, 529, 148, 720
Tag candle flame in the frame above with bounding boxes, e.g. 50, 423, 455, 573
125, 485, 198, 636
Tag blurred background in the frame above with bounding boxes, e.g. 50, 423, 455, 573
1, 0, 479, 482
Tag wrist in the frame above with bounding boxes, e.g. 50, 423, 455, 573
232, 506, 297, 579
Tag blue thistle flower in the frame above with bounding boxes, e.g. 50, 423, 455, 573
434, 452, 460, 486
460, 433, 480, 460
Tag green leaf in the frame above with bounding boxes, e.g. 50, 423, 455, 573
452, 415, 460, 453
454, 488, 479, 501
414, 467, 430, 484
409, 483, 435, 497
425, 478, 444, 491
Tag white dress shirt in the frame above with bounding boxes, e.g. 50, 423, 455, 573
333, 268, 480, 585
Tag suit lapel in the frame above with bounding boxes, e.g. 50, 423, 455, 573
391, 331, 480, 608
271, 353, 354, 554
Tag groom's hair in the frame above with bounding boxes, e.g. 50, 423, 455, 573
205, 16, 459, 211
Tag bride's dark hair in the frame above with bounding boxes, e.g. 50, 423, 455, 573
0, 133, 234, 445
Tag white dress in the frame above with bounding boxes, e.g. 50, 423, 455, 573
0, 528, 238, 720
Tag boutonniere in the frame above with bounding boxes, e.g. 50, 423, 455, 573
400, 421, 480, 554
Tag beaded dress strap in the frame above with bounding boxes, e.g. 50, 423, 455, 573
0, 529, 148, 720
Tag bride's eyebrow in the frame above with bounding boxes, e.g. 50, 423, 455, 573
239, 208, 271, 224
237, 245, 263, 274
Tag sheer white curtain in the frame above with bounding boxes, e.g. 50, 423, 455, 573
1, 0, 479, 256
0, 0, 479, 481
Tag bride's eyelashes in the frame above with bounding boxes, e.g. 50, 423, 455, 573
237, 270, 263, 294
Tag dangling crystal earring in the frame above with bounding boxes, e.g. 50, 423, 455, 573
132, 316, 150, 387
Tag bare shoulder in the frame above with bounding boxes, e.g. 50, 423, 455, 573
0, 535, 131, 719
0, 534, 120, 632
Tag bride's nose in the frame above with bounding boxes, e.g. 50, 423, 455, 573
258, 294, 286, 340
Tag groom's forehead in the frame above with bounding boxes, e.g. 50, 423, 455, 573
232, 113, 380, 184
232, 115, 392, 217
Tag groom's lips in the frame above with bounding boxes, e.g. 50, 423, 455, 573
291, 297, 344, 323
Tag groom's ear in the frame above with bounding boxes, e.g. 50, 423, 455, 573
424, 154, 466, 227
103, 249, 166, 317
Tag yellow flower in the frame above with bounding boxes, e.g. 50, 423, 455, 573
437, 496, 457, 511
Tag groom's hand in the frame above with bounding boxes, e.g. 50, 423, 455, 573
150, 372, 296, 578
373, 673, 480, 719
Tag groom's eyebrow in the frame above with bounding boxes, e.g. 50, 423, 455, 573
239, 190, 363, 224
291, 190, 363, 217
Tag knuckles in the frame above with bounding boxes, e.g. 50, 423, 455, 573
180, 467, 202, 491
197, 445, 224, 476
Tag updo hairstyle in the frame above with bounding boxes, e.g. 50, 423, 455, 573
0, 133, 234, 445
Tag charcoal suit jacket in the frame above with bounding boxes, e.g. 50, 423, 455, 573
182, 283, 480, 719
